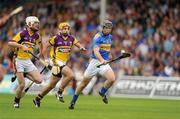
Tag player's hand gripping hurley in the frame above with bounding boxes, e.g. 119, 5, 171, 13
27, 51, 52, 70
97, 52, 131, 68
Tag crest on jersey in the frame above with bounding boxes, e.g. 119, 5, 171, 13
64, 41, 68, 45
57, 42, 62, 45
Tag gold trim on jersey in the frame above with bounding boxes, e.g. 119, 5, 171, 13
100, 44, 111, 51
58, 46, 71, 48
62, 35, 68, 40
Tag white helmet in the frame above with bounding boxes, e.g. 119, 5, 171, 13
25, 16, 39, 27
102, 20, 113, 29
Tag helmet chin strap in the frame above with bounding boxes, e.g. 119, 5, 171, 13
29, 27, 38, 32
32, 29, 38, 32
27, 21, 39, 32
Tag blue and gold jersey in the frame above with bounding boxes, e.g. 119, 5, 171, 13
91, 32, 112, 60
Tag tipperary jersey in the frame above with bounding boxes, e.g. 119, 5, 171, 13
10, 29, 41, 59
49, 33, 78, 62
91, 32, 112, 60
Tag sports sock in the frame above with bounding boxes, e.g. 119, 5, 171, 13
71, 94, 79, 104
100, 87, 108, 96
14, 97, 20, 103
35, 94, 43, 101
58, 89, 63, 95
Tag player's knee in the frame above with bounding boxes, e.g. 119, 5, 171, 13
83, 74, 92, 80
35, 79, 42, 84
34, 75, 42, 84
67, 73, 74, 81
109, 78, 115, 84
111, 79, 115, 84
19, 83, 25, 89
83, 79, 90, 84
81, 83, 87, 89
106, 74, 115, 83
81, 79, 90, 88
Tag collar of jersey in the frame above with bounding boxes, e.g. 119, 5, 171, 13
25, 28, 35, 37
62, 35, 68, 40
100, 32, 110, 38
58, 33, 69, 40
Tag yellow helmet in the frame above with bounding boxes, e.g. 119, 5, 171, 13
59, 22, 70, 29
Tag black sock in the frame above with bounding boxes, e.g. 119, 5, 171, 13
35, 94, 43, 101
58, 89, 63, 95
14, 97, 20, 103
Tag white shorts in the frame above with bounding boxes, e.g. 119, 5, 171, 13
50, 59, 66, 67
84, 59, 112, 79
15, 58, 38, 73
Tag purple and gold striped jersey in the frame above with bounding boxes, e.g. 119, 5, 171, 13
10, 29, 41, 59
49, 33, 78, 62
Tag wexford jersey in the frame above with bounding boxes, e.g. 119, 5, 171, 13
10, 29, 41, 59
91, 32, 112, 60
49, 33, 78, 62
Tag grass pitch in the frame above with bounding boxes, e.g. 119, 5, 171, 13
0, 93, 180, 119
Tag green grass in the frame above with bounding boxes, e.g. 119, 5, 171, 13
0, 93, 180, 119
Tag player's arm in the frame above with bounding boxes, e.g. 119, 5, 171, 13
42, 42, 51, 60
8, 33, 29, 51
0, 15, 10, 28
109, 53, 113, 60
109, 48, 114, 60
38, 42, 43, 57
1, 6, 23, 28
93, 47, 107, 64
93, 35, 107, 64
74, 42, 86, 51
8, 41, 22, 48
73, 38, 86, 51
42, 36, 55, 59
36, 35, 43, 57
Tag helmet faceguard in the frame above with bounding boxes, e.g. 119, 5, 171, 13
102, 20, 113, 29
25, 16, 40, 32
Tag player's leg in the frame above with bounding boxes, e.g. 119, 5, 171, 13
11, 53, 17, 82
0, 65, 6, 83
56, 66, 74, 103
99, 65, 115, 104
69, 76, 91, 109
33, 75, 59, 107
13, 72, 25, 108
69, 59, 98, 109
27, 70, 42, 84
25, 60, 42, 84
75, 77, 91, 95
13, 58, 26, 108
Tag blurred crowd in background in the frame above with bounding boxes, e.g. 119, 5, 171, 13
0, 0, 179, 83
